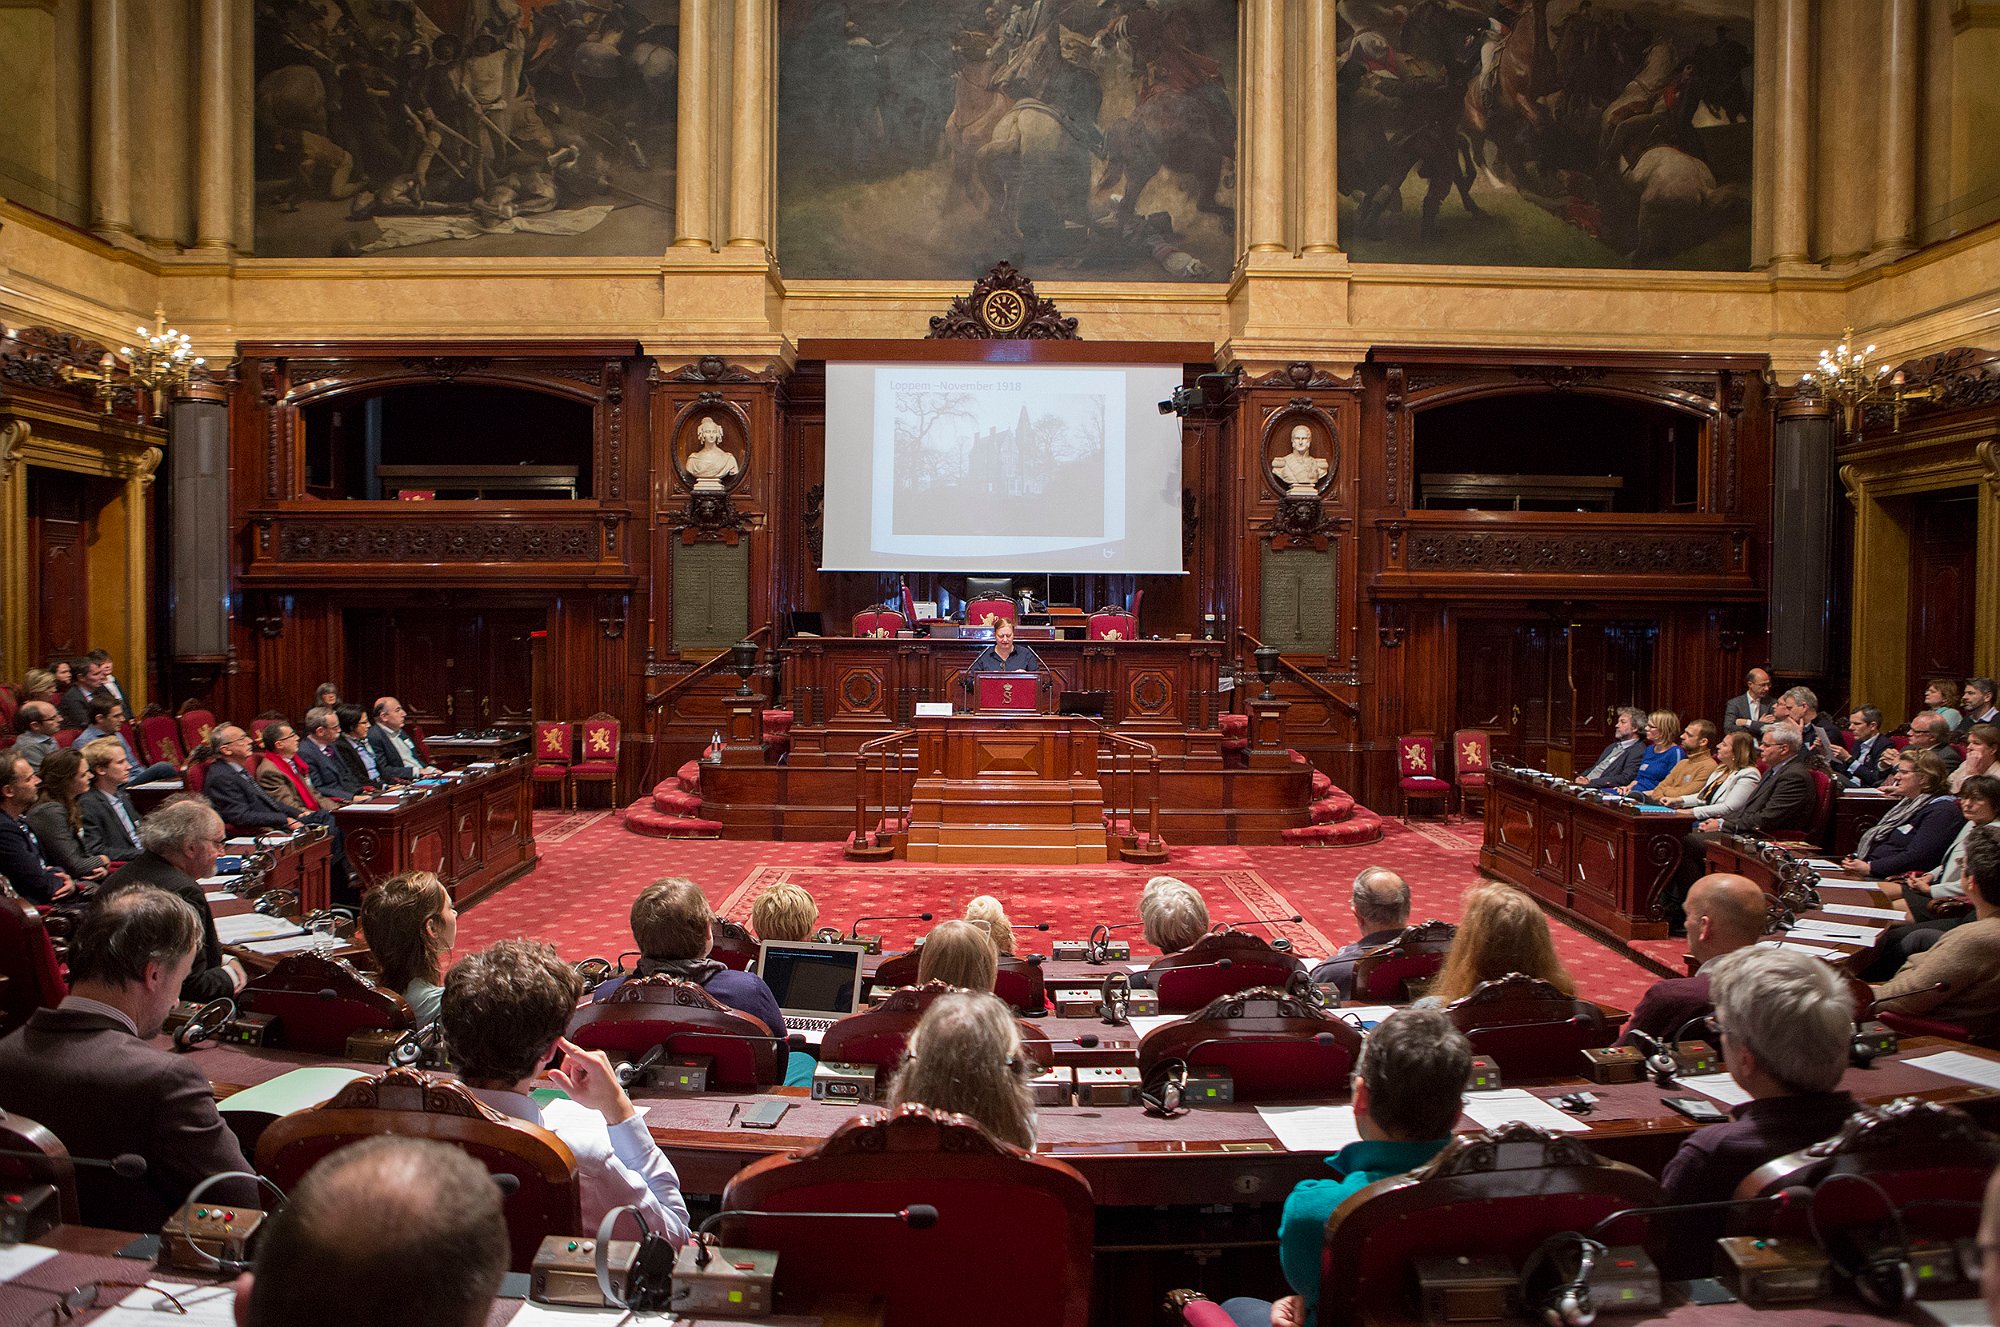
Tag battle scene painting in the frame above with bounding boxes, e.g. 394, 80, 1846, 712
254, 0, 677, 257
1338, 0, 1753, 269
777, 0, 1238, 282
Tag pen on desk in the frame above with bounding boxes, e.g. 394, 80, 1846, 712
727, 1103, 741, 1126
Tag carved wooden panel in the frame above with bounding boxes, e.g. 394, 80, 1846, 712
670, 540, 749, 649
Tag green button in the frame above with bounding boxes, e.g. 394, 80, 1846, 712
729, 1291, 743, 1304
567, 1242, 578, 1252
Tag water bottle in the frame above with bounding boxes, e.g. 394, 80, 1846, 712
709, 729, 722, 762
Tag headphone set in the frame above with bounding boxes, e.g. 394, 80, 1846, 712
388, 1019, 444, 1069
1085, 924, 1114, 966
173, 998, 238, 1052
813, 926, 846, 944
1807, 1173, 1918, 1312
1098, 971, 1130, 1026
1518, 1232, 1605, 1327
1138, 1057, 1188, 1119
174, 1171, 292, 1276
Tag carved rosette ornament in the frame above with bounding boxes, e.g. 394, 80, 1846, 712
927, 262, 1078, 340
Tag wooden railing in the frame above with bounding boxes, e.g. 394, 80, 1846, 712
1098, 729, 1162, 847
1237, 630, 1359, 718
640, 623, 773, 793
853, 728, 919, 847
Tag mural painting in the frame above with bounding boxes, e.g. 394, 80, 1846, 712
1338, 0, 1753, 269
253, 0, 677, 257
777, 0, 1238, 282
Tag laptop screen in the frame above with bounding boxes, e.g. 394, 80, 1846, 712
756, 940, 864, 1017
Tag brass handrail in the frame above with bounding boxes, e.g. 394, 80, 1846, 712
854, 728, 919, 845
645, 623, 774, 710
1098, 728, 1162, 848
1237, 629, 1359, 717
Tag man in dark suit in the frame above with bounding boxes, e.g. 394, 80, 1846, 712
334, 703, 393, 790
55, 656, 103, 729
1839, 705, 1890, 789
1908, 711, 1964, 777
1665, 723, 1820, 932
99, 797, 244, 1001
0, 884, 256, 1228
1308, 867, 1411, 999
299, 706, 361, 804
1779, 686, 1843, 762
1722, 667, 1772, 739
203, 725, 305, 835
79, 739, 146, 858
1575, 707, 1646, 789
367, 696, 439, 781
1962, 677, 2000, 732
1623, 873, 1764, 1044
0, 754, 80, 907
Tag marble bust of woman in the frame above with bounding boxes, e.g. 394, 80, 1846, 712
1271, 423, 1328, 495
686, 415, 740, 491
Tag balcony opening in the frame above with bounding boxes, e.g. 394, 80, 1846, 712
1412, 393, 1703, 513
301, 383, 594, 500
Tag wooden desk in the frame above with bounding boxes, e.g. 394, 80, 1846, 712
1831, 787, 1895, 856
1481, 768, 1692, 940
333, 759, 537, 905
904, 715, 1107, 864
425, 730, 533, 765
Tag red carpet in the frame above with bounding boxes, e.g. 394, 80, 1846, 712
452, 810, 1664, 1009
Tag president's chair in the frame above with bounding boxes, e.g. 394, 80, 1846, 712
1445, 973, 1617, 1079
531, 720, 574, 810
566, 974, 782, 1090
1137, 987, 1365, 1102
817, 981, 1052, 1074
852, 605, 907, 638
256, 1068, 581, 1272
1452, 729, 1493, 817
1313, 1125, 1664, 1327
1396, 735, 1452, 818
236, 953, 413, 1056
718, 1105, 1094, 1327
1349, 919, 1457, 1003
1087, 608, 1137, 641
965, 597, 1017, 628
1143, 930, 1304, 1013
571, 712, 620, 809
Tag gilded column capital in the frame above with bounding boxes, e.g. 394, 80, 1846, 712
0, 419, 29, 482
1977, 440, 2000, 501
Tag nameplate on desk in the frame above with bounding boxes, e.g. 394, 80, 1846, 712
198, 874, 243, 888
914, 702, 954, 717
1823, 903, 1908, 920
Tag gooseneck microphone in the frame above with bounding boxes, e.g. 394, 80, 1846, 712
1213, 914, 1304, 933
0, 1146, 148, 1179
1585, 1184, 1815, 1241
1868, 980, 1950, 1011
691, 1204, 940, 1267
850, 912, 934, 937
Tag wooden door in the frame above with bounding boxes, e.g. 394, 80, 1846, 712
1522, 621, 1568, 773
26, 469, 89, 663
476, 611, 539, 726
1454, 618, 1521, 758
1907, 490, 1978, 714
346, 605, 543, 732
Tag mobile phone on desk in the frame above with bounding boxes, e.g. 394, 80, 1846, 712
740, 1098, 792, 1129
1662, 1096, 1728, 1124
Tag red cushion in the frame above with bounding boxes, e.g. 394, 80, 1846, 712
1400, 777, 1450, 792
571, 761, 617, 775
1219, 714, 1249, 737
532, 764, 570, 779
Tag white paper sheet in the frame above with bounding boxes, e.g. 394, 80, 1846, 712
1255, 1103, 1363, 1153
239, 933, 326, 956
202, 891, 239, 903
1124, 1014, 1180, 1038
197, 874, 242, 887
0, 1243, 58, 1281
1814, 881, 1879, 894
1460, 1089, 1592, 1133
505, 1301, 639, 1324
341, 802, 399, 812
1787, 919, 1883, 943
96, 1281, 237, 1326
1764, 939, 1851, 956
1679, 1072, 1752, 1107
1801, 858, 1844, 870
1915, 1298, 1993, 1327
213, 913, 305, 944
1824, 903, 1908, 921
1900, 1051, 2000, 1091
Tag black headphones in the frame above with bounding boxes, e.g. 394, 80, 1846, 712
1139, 1057, 1188, 1119
174, 998, 238, 1051
1285, 969, 1329, 1009
573, 957, 615, 992
1519, 1232, 1603, 1327
1098, 971, 1130, 1026
388, 1019, 444, 1069
1808, 1173, 1917, 1312
813, 926, 845, 944
1085, 924, 1113, 966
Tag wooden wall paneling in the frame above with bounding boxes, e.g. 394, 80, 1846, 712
26, 467, 89, 661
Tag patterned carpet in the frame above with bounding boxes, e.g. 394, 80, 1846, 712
453, 810, 1664, 1008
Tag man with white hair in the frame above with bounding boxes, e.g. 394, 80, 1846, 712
1659, 945, 1857, 1273
1131, 875, 1210, 990
1665, 722, 1818, 933
1309, 867, 1411, 999
100, 797, 246, 1000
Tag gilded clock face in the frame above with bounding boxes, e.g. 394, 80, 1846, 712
982, 289, 1027, 333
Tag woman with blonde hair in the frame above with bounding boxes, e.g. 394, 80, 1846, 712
1617, 709, 1683, 796
1951, 724, 1999, 794
1428, 882, 1575, 1005
963, 894, 1017, 956
17, 668, 58, 703
916, 919, 998, 993
1667, 730, 1762, 819
359, 870, 458, 1023
887, 991, 1035, 1150
750, 881, 819, 941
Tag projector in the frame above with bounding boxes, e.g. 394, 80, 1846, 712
1158, 373, 1236, 416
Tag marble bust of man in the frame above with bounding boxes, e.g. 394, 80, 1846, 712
1271, 422, 1328, 495
686, 415, 740, 491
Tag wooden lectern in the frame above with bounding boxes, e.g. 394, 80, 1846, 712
904, 714, 1107, 864
973, 672, 1041, 714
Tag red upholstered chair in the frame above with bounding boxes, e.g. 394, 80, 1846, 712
964, 597, 1017, 628
1396, 735, 1452, 818
53, 727, 82, 752
1349, 920, 1458, 1003
255, 1068, 581, 1273
719, 1105, 1094, 1327
818, 981, 1052, 1074
177, 703, 216, 754
1767, 766, 1835, 848
1137, 987, 1365, 1102
0, 1109, 80, 1225
1087, 609, 1137, 641
1445, 974, 1618, 1079
531, 721, 574, 810
236, 953, 413, 1056
870, 950, 1047, 1016
136, 712, 186, 767
1452, 728, 1493, 817
851, 605, 907, 638
566, 975, 782, 1090
571, 712, 620, 809
0, 684, 16, 731
710, 917, 759, 971
1315, 1125, 1665, 1327
249, 716, 276, 740
0, 892, 67, 1037
1144, 931, 1304, 1013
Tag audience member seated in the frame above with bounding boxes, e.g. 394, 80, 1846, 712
1218, 1009, 1473, 1327
335, 703, 393, 789
17, 668, 58, 705
595, 877, 786, 1035
1922, 677, 1964, 734
1881, 774, 1999, 936
445, 938, 691, 1236
1623, 873, 1765, 1044
1659, 946, 1858, 1276
1777, 686, 1841, 761
0, 884, 255, 1227
1840, 752, 1962, 878
99, 798, 246, 1001
1616, 709, 1682, 795
1660, 731, 1760, 816
368, 696, 440, 779
1574, 706, 1644, 789
55, 655, 104, 728
963, 893, 1018, 956
0, 753, 80, 907
1129, 874, 1210, 990
256, 720, 327, 814
749, 880, 820, 941
1425, 882, 1575, 1005
1952, 723, 1999, 793
1870, 825, 2000, 1038
86, 648, 128, 709
885, 990, 1035, 1150
1838, 705, 1891, 788
8, 700, 61, 772
46, 657, 74, 693
1641, 719, 1717, 803
1308, 867, 1411, 999
314, 680, 340, 711
1907, 710, 1963, 777
1723, 666, 1772, 738
359, 870, 457, 1024
1963, 677, 2000, 731
1667, 722, 1817, 932
204, 724, 307, 834
235, 1136, 509, 1327
79, 737, 146, 859
74, 694, 176, 784
25, 748, 111, 884
299, 706, 362, 805
916, 919, 999, 993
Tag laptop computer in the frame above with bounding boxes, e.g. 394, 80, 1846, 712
755, 938, 866, 1043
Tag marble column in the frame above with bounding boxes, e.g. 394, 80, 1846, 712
674, 0, 713, 247
1872, 0, 1920, 258
726, 0, 772, 249
89, 0, 132, 238
193, 0, 233, 252
1299, 0, 1340, 253
1242, 0, 1286, 254
1768, 0, 1810, 265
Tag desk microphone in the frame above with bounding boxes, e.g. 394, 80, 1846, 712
0, 1146, 148, 1179
691, 1204, 938, 1268
1584, 1185, 1815, 1241
850, 912, 933, 936
1868, 980, 1949, 1011
1623, 1030, 1683, 1086
1213, 914, 1303, 933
